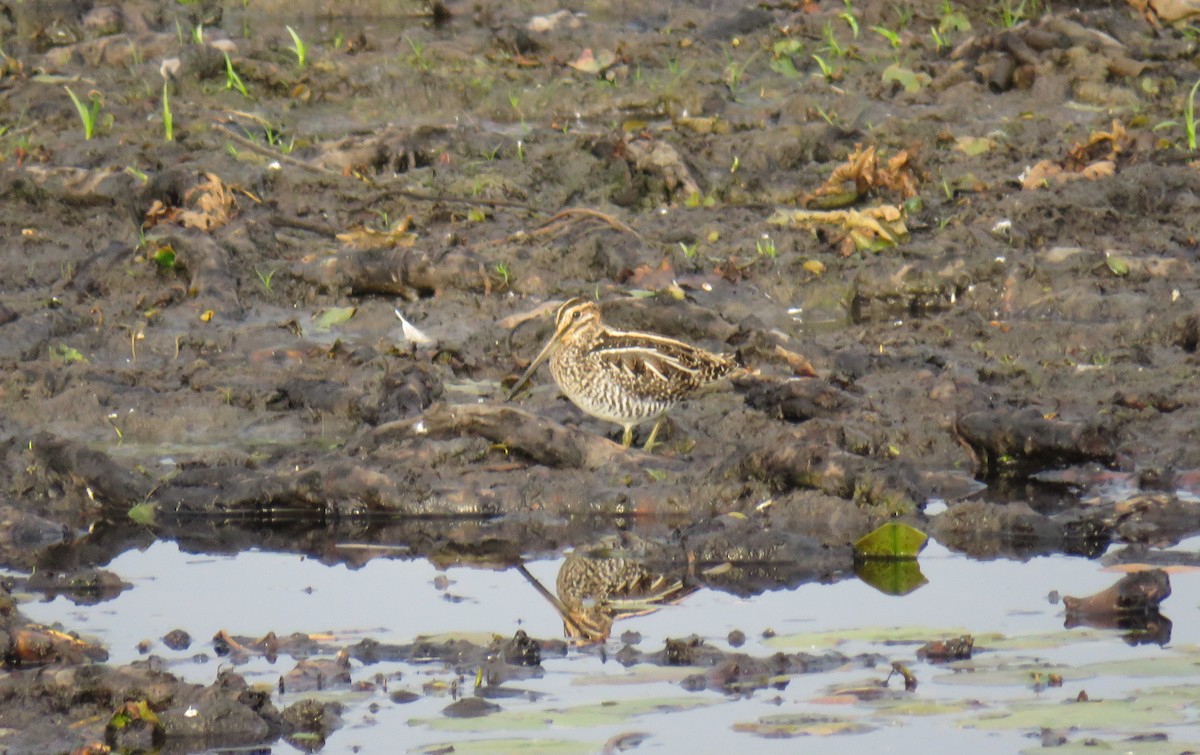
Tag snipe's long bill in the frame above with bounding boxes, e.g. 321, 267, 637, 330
505, 298, 737, 450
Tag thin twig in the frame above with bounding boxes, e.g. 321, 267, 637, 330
216, 122, 550, 215
532, 207, 641, 240
214, 123, 336, 177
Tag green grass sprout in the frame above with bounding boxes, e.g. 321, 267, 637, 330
161, 81, 173, 141
223, 52, 250, 97
64, 86, 101, 140
285, 25, 308, 69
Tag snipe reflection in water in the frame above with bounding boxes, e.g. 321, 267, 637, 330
518, 545, 697, 643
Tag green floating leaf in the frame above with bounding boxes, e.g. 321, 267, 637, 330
49, 344, 88, 364
931, 659, 1089, 688
763, 626, 980, 650
853, 522, 928, 559
966, 697, 1186, 731
1044, 738, 1200, 755
411, 696, 715, 733
288, 732, 324, 743
733, 713, 876, 738
1081, 653, 1200, 680
311, 305, 357, 332
415, 738, 593, 755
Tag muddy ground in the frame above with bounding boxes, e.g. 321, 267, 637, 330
1, 0, 1200, 750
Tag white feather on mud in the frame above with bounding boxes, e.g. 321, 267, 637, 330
394, 309, 436, 347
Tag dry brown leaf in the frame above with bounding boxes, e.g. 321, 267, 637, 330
178, 172, 238, 231
497, 300, 562, 330
803, 145, 919, 208
336, 215, 418, 249
622, 137, 701, 198
567, 48, 616, 74
769, 205, 909, 256
142, 198, 179, 229
774, 344, 819, 377
1022, 121, 1132, 190
624, 257, 676, 291
1021, 160, 1063, 189
1146, 0, 1200, 22
1079, 160, 1116, 180
1065, 120, 1130, 168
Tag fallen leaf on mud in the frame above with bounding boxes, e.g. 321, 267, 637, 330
1079, 160, 1115, 179
769, 205, 909, 255
107, 699, 160, 731
11, 625, 106, 665
955, 135, 997, 156
143, 198, 177, 229
675, 116, 730, 135
946, 172, 988, 194
152, 244, 176, 268
802, 145, 919, 209
622, 136, 701, 199
178, 172, 240, 231
1020, 160, 1063, 189
337, 216, 418, 249
528, 9, 581, 32
1136, 0, 1200, 23
311, 306, 357, 331
1105, 252, 1131, 276
1067, 121, 1132, 165
624, 257, 676, 291
773, 345, 819, 377
49, 343, 88, 364
567, 48, 617, 74
1023, 121, 1133, 190
498, 300, 562, 330
882, 64, 929, 93
1020, 159, 1114, 189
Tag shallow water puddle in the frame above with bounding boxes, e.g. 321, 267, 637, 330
16, 537, 1200, 752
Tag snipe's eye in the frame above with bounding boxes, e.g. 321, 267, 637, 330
572, 310, 582, 320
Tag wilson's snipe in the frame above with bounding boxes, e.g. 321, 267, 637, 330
505, 298, 738, 449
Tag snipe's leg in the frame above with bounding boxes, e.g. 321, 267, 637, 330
642, 415, 666, 451
621, 425, 634, 448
